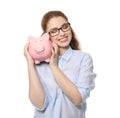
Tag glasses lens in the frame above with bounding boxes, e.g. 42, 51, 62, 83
62, 23, 70, 32
49, 28, 58, 36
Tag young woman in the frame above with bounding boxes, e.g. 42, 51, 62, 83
24, 10, 96, 118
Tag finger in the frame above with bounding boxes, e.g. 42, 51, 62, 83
24, 43, 29, 52
24, 43, 29, 56
52, 43, 58, 54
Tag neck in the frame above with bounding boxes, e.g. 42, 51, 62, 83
59, 46, 69, 56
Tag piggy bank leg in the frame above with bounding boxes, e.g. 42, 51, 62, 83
35, 60, 40, 64
45, 58, 50, 62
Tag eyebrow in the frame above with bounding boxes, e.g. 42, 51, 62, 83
49, 22, 68, 31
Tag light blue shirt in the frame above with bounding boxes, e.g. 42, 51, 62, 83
34, 47, 96, 118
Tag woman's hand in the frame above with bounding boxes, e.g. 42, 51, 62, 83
24, 43, 34, 65
49, 43, 59, 68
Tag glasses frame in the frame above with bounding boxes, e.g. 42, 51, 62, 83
48, 23, 71, 37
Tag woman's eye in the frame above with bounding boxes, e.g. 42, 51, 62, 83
50, 29, 58, 33
62, 24, 68, 29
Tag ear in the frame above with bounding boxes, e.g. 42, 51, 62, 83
42, 33, 49, 40
28, 36, 34, 42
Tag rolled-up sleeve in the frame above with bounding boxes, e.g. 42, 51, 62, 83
76, 53, 96, 103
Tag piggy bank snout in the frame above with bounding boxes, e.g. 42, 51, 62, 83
35, 45, 45, 52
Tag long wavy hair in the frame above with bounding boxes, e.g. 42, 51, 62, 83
41, 10, 81, 50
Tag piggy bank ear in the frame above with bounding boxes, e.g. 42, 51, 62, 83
41, 33, 50, 40
28, 36, 34, 42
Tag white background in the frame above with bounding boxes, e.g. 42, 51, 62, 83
0, 0, 120, 118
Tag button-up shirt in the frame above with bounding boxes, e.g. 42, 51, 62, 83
34, 47, 96, 118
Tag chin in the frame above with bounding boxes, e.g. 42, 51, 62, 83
58, 44, 69, 49
58, 41, 70, 47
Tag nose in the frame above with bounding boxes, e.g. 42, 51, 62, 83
59, 29, 65, 35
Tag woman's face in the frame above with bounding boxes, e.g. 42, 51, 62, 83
46, 16, 72, 49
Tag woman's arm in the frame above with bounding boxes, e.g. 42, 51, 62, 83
50, 65, 82, 106
49, 43, 82, 106
24, 43, 45, 109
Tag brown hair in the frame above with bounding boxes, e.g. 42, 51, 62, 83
41, 10, 81, 50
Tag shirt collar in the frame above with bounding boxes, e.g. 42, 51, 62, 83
59, 47, 73, 62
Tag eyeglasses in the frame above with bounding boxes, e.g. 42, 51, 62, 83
48, 23, 71, 37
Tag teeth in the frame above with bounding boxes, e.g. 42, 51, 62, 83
59, 38, 66, 42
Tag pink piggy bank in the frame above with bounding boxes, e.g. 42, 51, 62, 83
28, 33, 52, 64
